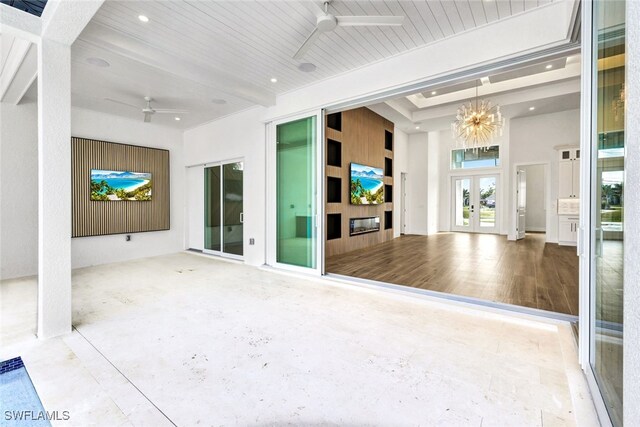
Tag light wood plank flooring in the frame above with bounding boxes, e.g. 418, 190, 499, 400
326, 232, 579, 315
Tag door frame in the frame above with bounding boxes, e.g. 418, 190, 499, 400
511, 162, 551, 241
202, 157, 245, 261
266, 109, 325, 276
450, 173, 500, 234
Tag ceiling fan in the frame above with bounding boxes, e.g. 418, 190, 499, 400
105, 96, 189, 123
294, 0, 405, 60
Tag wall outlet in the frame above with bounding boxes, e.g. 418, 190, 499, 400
126, 235, 131, 241
249, 238, 255, 245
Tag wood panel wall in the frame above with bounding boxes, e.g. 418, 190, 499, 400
325, 107, 394, 257
71, 137, 170, 237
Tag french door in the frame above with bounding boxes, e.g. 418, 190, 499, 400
203, 160, 244, 259
451, 175, 499, 234
267, 111, 323, 274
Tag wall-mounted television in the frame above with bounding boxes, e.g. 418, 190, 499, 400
90, 169, 152, 201
350, 163, 384, 205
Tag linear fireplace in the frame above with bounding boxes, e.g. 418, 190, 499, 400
349, 216, 380, 236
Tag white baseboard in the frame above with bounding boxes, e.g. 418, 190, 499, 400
525, 227, 547, 232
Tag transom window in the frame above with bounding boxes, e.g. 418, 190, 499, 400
451, 146, 500, 169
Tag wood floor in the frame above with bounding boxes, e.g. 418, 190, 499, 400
326, 232, 579, 315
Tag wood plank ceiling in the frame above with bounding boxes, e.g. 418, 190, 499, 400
72, 0, 557, 128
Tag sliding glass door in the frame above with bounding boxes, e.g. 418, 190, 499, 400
268, 112, 323, 274
588, 1, 625, 425
204, 160, 244, 259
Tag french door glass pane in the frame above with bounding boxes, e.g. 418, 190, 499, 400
454, 178, 471, 227
479, 176, 497, 228
223, 162, 243, 256
591, 1, 625, 425
276, 116, 317, 268
204, 166, 221, 251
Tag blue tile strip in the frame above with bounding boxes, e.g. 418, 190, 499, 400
0, 357, 24, 375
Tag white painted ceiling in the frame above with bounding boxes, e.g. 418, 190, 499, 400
70, 0, 560, 128
368, 54, 582, 134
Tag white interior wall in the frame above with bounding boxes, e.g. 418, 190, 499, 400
182, 107, 266, 267
0, 100, 38, 279
433, 128, 509, 235
405, 133, 429, 235
70, 107, 185, 268
392, 128, 408, 237
426, 131, 440, 235
508, 109, 580, 242
520, 164, 547, 232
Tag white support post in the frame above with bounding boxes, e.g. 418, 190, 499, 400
36, 38, 71, 339
624, 1, 640, 424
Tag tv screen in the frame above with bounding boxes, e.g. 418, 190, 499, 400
350, 163, 384, 205
90, 169, 152, 201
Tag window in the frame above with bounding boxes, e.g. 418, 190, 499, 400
451, 146, 500, 169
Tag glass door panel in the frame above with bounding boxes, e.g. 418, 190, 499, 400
590, 0, 625, 424
479, 176, 497, 229
276, 116, 317, 268
223, 162, 243, 256
452, 177, 472, 231
204, 165, 221, 252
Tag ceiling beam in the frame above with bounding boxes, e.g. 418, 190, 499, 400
0, 37, 37, 104
0, 2, 42, 43
40, 0, 104, 45
77, 21, 276, 107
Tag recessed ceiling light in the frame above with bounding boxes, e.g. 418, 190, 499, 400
211, 98, 227, 105
270, 77, 278, 83
529, 106, 536, 111
138, 15, 149, 22
431, 91, 437, 95
174, 117, 181, 121
415, 125, 421, 130
298, 63, 317, 73
545, 64, 553, 69
85, 57, 110, 68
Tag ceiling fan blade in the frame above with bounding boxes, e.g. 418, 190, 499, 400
104, 98, 141, 110
144, 112, 152, 123
336, 15, 405, 27
293, 27, 321, 60
153, 109, 190, 114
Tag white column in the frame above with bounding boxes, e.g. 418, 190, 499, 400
37, 38, 71, 339
624, 2, 640, 424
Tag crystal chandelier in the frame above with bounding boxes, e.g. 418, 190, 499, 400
451, 83, 505, 151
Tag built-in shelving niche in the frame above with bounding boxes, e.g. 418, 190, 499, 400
327, 112, 342, 132
385, 130, 393, 151
327, 139, 342, 167
384, 184, 393, 203
327, 213, 342, 240
385, 157, 392, 177
327, 177, 342, 203
384, 211, 393, 230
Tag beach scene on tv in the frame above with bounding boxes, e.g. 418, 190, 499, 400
350, 163, 384, 205
90, 169, 152, 201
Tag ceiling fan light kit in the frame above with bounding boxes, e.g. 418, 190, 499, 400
293, 1, 405, 60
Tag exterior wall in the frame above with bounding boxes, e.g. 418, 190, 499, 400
0, 100, 38, 279
624, 1, 640, 424
182, 107, 266, 267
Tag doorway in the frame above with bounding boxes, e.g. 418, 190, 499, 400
204, 160, 244, 259
451, 175, 499, 234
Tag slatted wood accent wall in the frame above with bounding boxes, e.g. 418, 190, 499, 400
325, 107, 394, 257
71, 137, 170, 237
